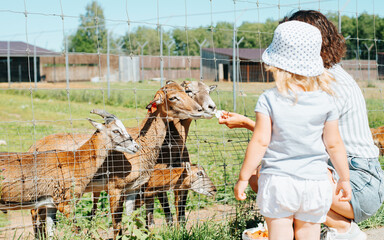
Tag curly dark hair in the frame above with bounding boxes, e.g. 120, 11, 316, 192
280, 10, 346, 69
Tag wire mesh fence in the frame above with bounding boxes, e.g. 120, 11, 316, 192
0, 0, 383, 239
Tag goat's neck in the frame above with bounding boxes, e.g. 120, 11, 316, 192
171, 119, 192, 143
72, 131, 109, 180
169, 167, 186, 186
137, 111, 169, 150
156, 167, 185, 186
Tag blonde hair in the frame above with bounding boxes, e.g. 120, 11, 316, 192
265, 65, 335, 100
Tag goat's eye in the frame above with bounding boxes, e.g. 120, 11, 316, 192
185, 90, 194, 96
197, 171, 204, 177
169, 96, 178, 101
112, 130, 120, 134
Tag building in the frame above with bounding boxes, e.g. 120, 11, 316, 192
378, 52, 384, 80
0, 41, 59, 83
201, 48, 272, 82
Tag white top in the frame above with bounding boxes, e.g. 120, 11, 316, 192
255, 88, 338, 180
329, 64, 379, 158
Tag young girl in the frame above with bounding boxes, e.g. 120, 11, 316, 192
234, 21, 352, 240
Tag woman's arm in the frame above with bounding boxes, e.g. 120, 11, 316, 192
323, 120, 352, 201
234, 112, 272, 200
218, 112, 255, 131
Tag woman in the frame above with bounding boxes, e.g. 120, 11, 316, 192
220, 10, 384, 240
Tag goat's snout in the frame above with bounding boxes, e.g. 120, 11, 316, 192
131, 142, 140, 152
208, 104, 216, 111
197, 107, 203, 112
134, 143, 140, 151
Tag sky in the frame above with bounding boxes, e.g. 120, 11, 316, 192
0, 0, 382, 52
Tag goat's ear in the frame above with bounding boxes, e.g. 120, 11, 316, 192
181, 81, 191, 88
88, 118, 104, 131
209, 85, 217, 92
166, 80, 175, 85
146, 91, 165, 111
104, 117, 116, 125
185, 162, 191, 174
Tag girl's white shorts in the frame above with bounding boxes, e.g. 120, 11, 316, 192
257, 174, 332, 223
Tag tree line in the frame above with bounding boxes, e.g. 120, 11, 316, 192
68, 1, 384, 60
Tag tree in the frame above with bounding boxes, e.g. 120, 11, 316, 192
116, 12, 384, 58
238, 19, 278, 49
213, 22, 234, 49
68, 1, 108, 53
120, 26, 172, 56
172, 26, 210, 56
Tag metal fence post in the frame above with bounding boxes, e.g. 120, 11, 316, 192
34, 43, 37, 88
160, 26, 164, 87
166, 41, 175, 79
195, 38, 207, 80
236, 37, 244, 89
232, 28, 237, 112
107, 31, 111, 99
364, 43, 374, 83
138, 41, 148, 82
65, 35, 69, 89
7, 41, 11, 87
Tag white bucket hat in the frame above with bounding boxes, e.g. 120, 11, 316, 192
262, 20, 324, 77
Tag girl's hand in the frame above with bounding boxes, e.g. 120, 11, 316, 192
218, 111, 247, 129
336, 180, 352, 202
234, 180, 248, 200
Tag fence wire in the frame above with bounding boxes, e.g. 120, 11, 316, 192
0, 0, 383, 239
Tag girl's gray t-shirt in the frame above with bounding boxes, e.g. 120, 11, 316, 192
255, 87, 338, 180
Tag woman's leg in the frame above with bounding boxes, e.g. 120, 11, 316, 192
294, 219, 321, 240
265, 216, 294, 240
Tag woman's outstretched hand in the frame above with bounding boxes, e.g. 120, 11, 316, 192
218, 111, 249, 129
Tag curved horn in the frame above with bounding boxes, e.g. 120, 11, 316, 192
90, 109, 116, 119
166, 80, 175, 85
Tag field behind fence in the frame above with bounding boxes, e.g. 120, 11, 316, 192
0, 0, 384, 239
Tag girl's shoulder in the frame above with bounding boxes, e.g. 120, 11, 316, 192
258, 87, 281, 102
261, 87, 279, 97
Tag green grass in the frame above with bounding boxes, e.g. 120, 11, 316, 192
359, 204, 384, 229
0, 212, 8, 228
367, 98, 384, 128
156, 191, 263, 240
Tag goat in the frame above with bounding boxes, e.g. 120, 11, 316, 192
134, 162, 216, 226
151, 80, 217, 225
0, 109, 139, 239
371, 126, 384, 156
94, 80, 218, 227
27, 82, 204, 239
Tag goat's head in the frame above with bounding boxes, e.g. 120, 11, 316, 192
181, 80, 217, 119
88, 109, 140, 154
371, 127, 384, 156
185, 162, 217, 197
146, 81, 203, 120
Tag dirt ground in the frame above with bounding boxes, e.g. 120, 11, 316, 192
364, 227, 384, 240
1, 205, 384, 240
0, 204, 235, 239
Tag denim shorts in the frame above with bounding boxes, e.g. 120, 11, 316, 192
328, 156, 384, 222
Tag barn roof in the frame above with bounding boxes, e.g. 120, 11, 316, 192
0, 41, 60, 57
202, 48, 265, 61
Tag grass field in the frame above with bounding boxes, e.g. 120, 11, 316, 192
0, 79, 383, 239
